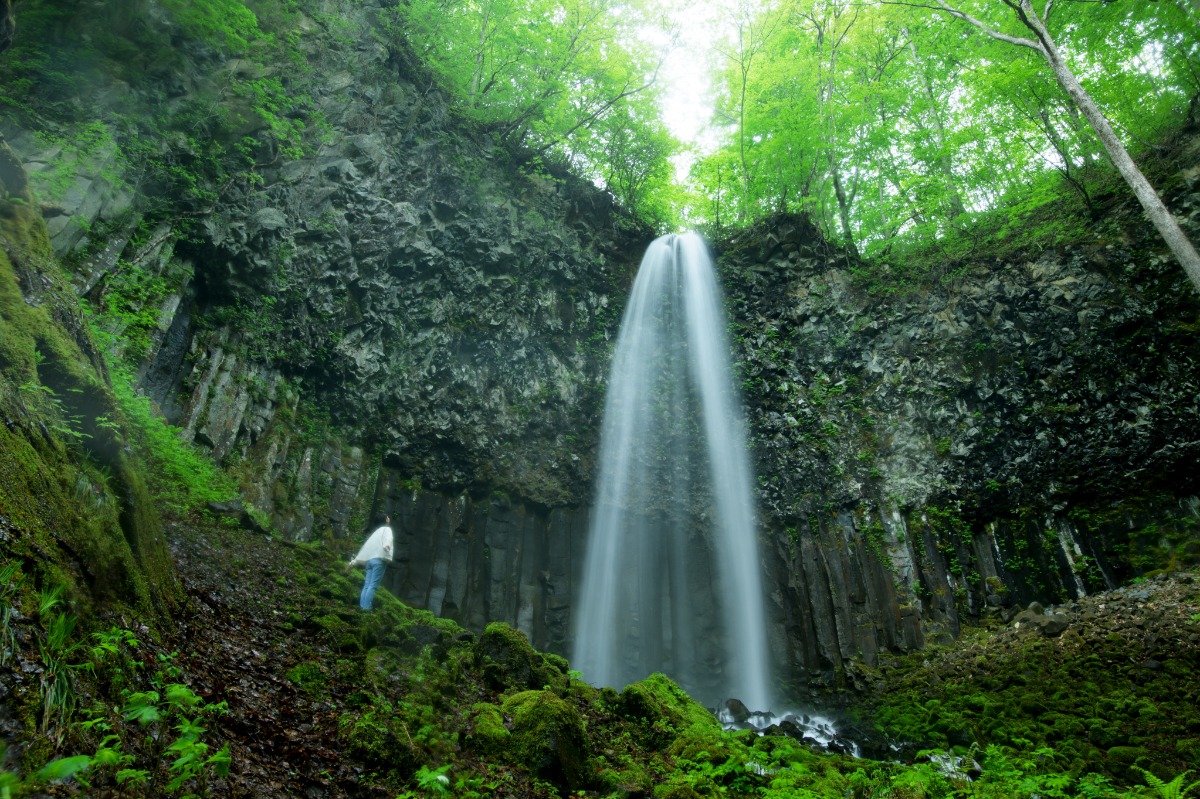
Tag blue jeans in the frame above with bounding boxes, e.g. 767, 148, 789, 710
359, 558, 386, 610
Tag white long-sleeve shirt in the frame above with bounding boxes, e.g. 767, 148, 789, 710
349, 525, 393, 566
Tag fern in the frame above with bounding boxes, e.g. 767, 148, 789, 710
1136, 767, 1200, 799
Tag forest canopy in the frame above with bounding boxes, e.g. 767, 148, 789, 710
384, 0, 1199, 266
691, 0, 1199, 255
0, 0, 1197, 259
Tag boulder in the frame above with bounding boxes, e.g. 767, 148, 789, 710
500, 690, 590, 790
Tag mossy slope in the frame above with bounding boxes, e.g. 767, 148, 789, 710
0, 137, 176, 620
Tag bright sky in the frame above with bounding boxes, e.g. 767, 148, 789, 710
643, 1, 728, 178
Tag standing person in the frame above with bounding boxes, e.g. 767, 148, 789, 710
347, 513, 393, 611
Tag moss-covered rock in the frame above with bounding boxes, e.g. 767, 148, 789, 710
336, 706, 416, 774
475, 621, 567, 694
284, 661, 327, 696
617, 673, 721, 747
1175, 738, 1200, 765
500, 689, 591, 790
1104, 745, 1153, 781
668, 730, 733, 764
313, 612, 362, 653
653, 778, 714, 799
0, 136, 177, 621
593, 760, 655, 797
467, 701, 511, 756
364, 646, 406, 692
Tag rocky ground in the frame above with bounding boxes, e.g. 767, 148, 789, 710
5, 518, 1198, 798
866, 568, 1200, 781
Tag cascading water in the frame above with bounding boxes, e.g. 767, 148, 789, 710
572, 232, 771, 710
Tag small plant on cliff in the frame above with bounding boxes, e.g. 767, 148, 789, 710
106, 364, 237, 516
0, 561, 23, 667
415, 764, 452, 796
74, 646, 232, 797
37, 585, 90, 740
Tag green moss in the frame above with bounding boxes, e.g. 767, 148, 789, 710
0, 139, 181, 621
617, 673, 721, 743
1174, 738, 1200, 765
363, 645, 407, 691
871, 596, 1200, 784
500, 689, 590, 789
654, 781, 710, 799
285, 661, 327, 696
467, 702, 510, 756
545, 652, 570, 673
336, 704, 416, 773
313, 612, 362, 653
474, 621, 567, 694
668, 730, 732, 763
1104, 745, 1153, 781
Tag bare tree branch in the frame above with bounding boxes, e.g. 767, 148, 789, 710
932, 0, 1043, 50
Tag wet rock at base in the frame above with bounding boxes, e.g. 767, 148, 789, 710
723, 698, 751, 723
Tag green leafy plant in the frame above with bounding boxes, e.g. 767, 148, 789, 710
0, 561, 23, 667
37, 586, 90, 738
1134, 768, 1200, 799
415, 764, 452, 796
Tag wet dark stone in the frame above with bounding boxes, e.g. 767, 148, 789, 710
724, 698, 751, 723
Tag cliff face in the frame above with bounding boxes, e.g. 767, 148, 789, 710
361, 197, 1200, 695
4, 0, 647, 542
2, 0, 1198, 695
723, 204, 1200, 690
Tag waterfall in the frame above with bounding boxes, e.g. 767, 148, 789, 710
572, 232, 771, 710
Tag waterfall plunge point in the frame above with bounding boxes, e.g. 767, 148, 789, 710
572, 232, 771, 711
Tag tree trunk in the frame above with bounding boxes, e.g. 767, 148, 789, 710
936, 0, 1200, 295
1, 0, 13, 55
1023, 4, 1200, 294
738, 68, 750, 220
905, 29, 966, 220
469, 7, 492, 108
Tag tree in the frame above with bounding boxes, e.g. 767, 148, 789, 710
392, 0, 674, 223
902, 25, 966, 220
1, 0, 13, 55
714, 0, 782, 220
794, 0, 861, 251
933, 0, 1200, 295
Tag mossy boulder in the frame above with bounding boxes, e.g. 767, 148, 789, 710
313, 612, 362, 652
617, 673, 721, 747
594, 761, 654, 796
0, 138, 177, 620
467, 702, 511, 756
668, 730, 732, 764
364, 646, 406, 692
500, 689, 591, 790
284, 661, 327, 696
336, 707, 416, 774
475, 621, 568, 694
1176, 738, 1200, 765
1104, 745, 1153, 781
654, 778, 712, 799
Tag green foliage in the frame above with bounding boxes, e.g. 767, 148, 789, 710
159, 0, 263, 55
1135, 768, 1200, 799
1, 0, 319, 243
0, 562, 23, 668
81, 650, 232, 797
35, 584, 92, 739
689, 0, 1199, 261
385, 0, 679, 228
105, 363, 237, 516
415, 764, 452, 796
